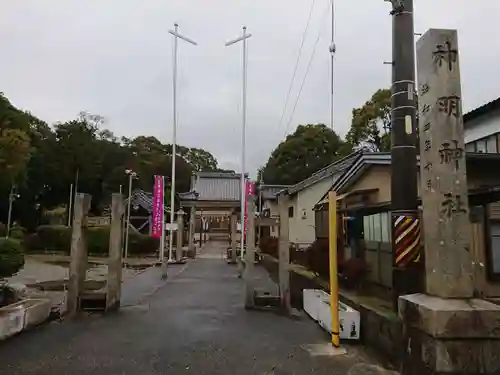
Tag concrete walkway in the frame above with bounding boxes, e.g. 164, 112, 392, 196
0, 242, 396, 375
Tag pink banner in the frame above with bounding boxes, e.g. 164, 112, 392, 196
151, 175, 164, 238
243, 181, 255, 239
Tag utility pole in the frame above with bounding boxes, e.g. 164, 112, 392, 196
387, 0, 421, 310
67, 168, 79, 227
67, 183, 73, 227
6, 185, 19, 239
168, 23, 198, 262
225, 26, 252, 260
329, 0, 336, 130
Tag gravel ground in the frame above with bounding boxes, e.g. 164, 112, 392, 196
0, 242, 397, 375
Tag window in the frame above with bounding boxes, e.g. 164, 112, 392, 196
490, 222, 500, 274
487, 135, 498, 153
314, 210, 328, 239
363, 216, 371, 240
288, 206, 294, 218
476, 139, 487, 153
465, 142, 476, 152
380, 212, 390, 242
373, 214, 382, 241
362, 213, 391, 243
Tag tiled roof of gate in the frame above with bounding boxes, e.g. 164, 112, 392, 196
124, 190, 169, 213
179, 172, 248, 202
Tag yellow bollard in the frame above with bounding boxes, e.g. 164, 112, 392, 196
328, 191, 340, 347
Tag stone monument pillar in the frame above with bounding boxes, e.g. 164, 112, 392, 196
67, 193, 91, 316
188, 207, 196, 258
228, 211, 236, 264
106, 193, 125, 311
243, 195, 256, 308
278, 192, 291, 312
175, 209, 185, 262
399, 28, 500, 375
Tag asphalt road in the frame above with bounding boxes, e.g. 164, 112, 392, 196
0, 242, 396, 375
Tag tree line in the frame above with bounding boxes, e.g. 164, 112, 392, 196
261, 88, 392, 185
0, 93, 232, 231
1, 87, 391, 229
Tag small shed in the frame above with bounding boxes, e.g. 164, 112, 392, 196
124, 190, 169, 235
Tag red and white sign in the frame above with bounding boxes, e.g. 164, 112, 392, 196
151, 175, 164, 238
243, 180, 255, 237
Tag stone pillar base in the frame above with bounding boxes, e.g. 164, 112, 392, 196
399, 293, 500, 374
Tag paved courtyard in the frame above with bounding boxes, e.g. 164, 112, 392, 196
0, 242, 396, 375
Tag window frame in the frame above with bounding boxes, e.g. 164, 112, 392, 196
484, 208, 500, 282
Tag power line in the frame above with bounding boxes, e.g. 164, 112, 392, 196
277, 0, 316, 132
284, 3, 330, 136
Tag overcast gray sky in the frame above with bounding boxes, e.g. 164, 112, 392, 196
2, 1, 499, 174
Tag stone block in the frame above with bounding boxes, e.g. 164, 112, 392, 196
23, 298, 52, 327
403, 327, 500, 375
399, 293, 500, 339
417, 28, 474, 298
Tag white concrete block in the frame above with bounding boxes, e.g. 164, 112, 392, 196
23, 299, 52, 327
0, 306, 25, 340
303, 289, 360, 340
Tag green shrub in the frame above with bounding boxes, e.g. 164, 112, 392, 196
22, 233, 44, 253
36, 225, 72, 252
87, 227, 110, 255
10, 225, 26, 240
128, 232, 159, 255
24, 224, 159, 257
0, 238, 25, 278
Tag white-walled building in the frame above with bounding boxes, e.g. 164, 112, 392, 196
465, 97, 500, 153
260, 96, 500, 247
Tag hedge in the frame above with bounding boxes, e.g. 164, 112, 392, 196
0, 238, 25, 278
23, 225, 159, 256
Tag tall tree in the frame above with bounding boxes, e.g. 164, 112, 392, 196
0, 92, 223, 228
346, 88, 391, 152
262, 124, 349, 185
0, 129, 32, 184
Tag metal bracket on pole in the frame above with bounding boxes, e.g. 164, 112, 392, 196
225, 26, 252, 262
168, 23, 198, 263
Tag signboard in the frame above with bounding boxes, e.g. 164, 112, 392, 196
166, 223, 178, 231
151, 175, 164, 238
86, 216, 110, 227
243, 181, 255, 238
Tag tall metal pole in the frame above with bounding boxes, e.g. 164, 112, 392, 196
168, 24, 198, 262
241, 27, 248, 259
67, 183, 73, 227
124, 172, 134, 264
67, 168, 79, 228
169, 23, 179, 262
329, 0, 336, 130
225, 26, 252, 260
74, 168, 79, 198
388, 0, 420, 310
6, 185, 14, 239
